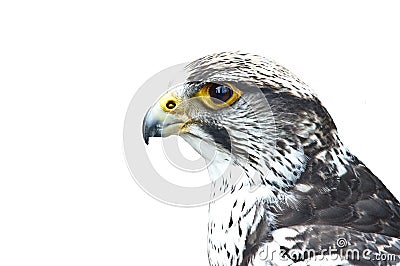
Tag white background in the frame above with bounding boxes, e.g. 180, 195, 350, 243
1, 1, 399, 265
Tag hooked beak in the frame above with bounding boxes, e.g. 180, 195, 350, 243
142, 104, 188, 145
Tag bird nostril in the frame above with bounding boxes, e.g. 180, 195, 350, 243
166, 100, 176, 110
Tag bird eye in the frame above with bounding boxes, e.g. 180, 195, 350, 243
196, 83, 241, 109
209, 84, 233, 104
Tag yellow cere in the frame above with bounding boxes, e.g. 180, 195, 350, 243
159, 92, 179, 112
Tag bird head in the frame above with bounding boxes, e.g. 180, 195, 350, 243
142, 52, 337, 189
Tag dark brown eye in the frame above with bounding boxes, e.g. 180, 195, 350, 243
195, 82, 241, 110
208, 84, 233, 103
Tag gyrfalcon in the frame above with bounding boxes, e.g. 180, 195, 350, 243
142, 52, 400, 265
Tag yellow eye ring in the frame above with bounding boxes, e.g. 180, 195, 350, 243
196, 83, 241, 109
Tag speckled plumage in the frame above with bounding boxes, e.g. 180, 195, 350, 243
143, 52, 400, 265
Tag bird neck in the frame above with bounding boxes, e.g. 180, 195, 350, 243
206, 154, 298, 266
206, 128, 352, 266
207, 180, 276, 266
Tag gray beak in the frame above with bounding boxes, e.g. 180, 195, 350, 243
142, 103, 188, 145
142, 108, 162, 145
